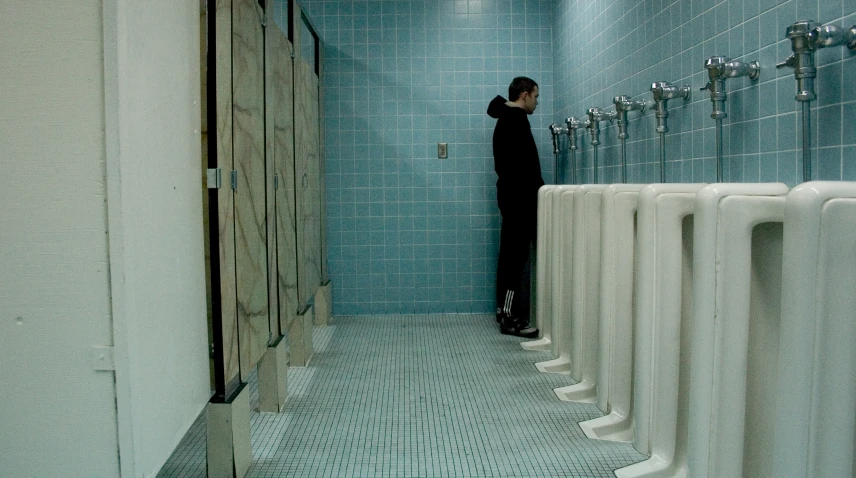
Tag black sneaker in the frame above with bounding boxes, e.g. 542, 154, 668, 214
495, 308, 502, 323
499, 314, 539, 338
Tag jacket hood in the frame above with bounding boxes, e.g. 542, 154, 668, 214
487, 95, 525, 119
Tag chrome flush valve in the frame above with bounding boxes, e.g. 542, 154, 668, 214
700, 56, 760, 119
613, 95, 646, 139
777, 21, 819, 102
778, 21, 856, 102
586, 107, 616, 146
650, 82, 691, 133
565, 116, 587, 150
549, 123, 569, 155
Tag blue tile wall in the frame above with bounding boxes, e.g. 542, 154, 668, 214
298, 0, 856, 316
553, 0, 856, 185
298, 0, 555, 315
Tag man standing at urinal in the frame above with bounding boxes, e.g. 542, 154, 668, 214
487, 76, 544, 338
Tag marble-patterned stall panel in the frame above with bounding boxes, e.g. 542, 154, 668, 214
263, 17, 280, 338
270, 26, 298, 337
294, 55, 322, 308
214, 0, 240, 386
232, 0, 269, 379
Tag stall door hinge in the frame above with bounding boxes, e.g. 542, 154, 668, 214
274, 174, 279, 190
231, 170, 238, 190
207, 168, 222, 189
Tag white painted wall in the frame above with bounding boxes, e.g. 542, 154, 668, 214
0, 1, 210, 476
0, 1, 121, 476
106, 1, 210, 476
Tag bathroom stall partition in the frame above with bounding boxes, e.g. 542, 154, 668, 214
204, 0, 327, 474
615, 183, 704, 478
263, 6, 298, 410
579, 183, 645, 443
291, 6, 325, 366
232, 0, 272, 382
295, 10, 324, 323
268, 9, 298, 349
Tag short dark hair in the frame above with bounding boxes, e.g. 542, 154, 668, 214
508, 76, 538, 101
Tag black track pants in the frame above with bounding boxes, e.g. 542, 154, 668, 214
496, 209, 536, 320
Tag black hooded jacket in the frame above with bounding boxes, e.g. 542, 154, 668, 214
487, 95, 545, 216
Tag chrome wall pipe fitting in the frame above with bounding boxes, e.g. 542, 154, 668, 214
586, 107, 615, 184
777, 21, 856, 101
586, 107, 616, 146
700, 56, 761, 119
650, 82, 691, 133
777, 21, 820, 102
700, 56, 760, 183
564, 117, 587, 185
811, 23, 856, 49
612, 96, 646, 184
650, 82, 690, 183
565, 116, 587, 151
612, 95, 646, 140
777, 20, 856, 182
549, 123, 569, 184
549, 123, 569, 155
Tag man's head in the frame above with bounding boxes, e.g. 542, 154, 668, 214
508, 76, 539, 114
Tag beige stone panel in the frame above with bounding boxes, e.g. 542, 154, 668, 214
206, 386, 251, 478
258, 336, 288, 412
214, 0, 240, 386
289, 305, 315, 367
271, 27, 299, 338
232, 0, 269, 378
314, 281, 332, 327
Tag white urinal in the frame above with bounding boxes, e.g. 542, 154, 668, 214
686, 183, 788, 478
579, 184, 645, 442
615, 183, 704, 478
522, 186, 554, 351
554, 184, 606, 402
535, 185, 576, 372
773, 181, 856, 478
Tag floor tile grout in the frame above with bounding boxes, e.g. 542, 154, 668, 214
158, 314, 645, 477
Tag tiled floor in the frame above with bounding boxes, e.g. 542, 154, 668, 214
158, 314, 645, 477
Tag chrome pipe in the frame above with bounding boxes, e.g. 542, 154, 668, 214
802, 102, 812, 182
592, 145, 599, 184
621, 139, 628, 183
586, 107, 615, 184
700, 56, 760, 182
569, 149, 577, 184
650, 82, 690, 184
715, 119, 724, 182
549, 123, 568, 184
565, 116, 587, 185
779, 21, 856, 182
613, 95, 645, 184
